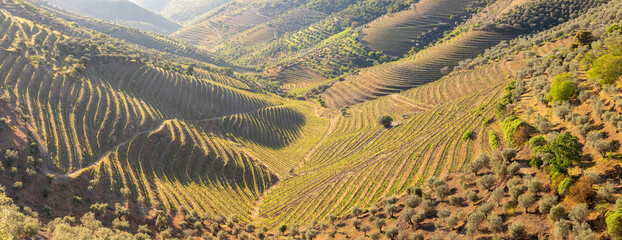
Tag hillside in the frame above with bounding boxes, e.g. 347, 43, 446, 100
1, 0, 622, 239
44, 0, 181, 34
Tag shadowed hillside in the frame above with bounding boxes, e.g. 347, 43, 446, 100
45, 0, 181, 34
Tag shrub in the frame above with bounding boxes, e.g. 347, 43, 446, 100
518, 193, 536, 213
462, 130, 474, 141
501, 116, 527, 146
572, 222, 595, 240
12, 182, 23, 191
489, 130, 500, 148
112, 218, 129, 230
547, 73, 577, 102
487, 214, 503, 233
405, 196, 421, 208
607, 208, 622, 239
115, 203, 128, 216
90, 203, 108, 216
569, 203, 589, 223
549, 204, 566, 222
557, 178, 573, 195
377, 115, 393, 128
568, 176, 595, 203
509, 222, 526, 239
477, 174, 496, 191
386, 226, 398, 240
588, 54, 622, 85
598, 181, 616, 202
554, 221, 571, 240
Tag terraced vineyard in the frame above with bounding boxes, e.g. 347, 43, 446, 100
171, 21, 222, 48
36, 3, 218, 63
275, 65, 329, 91
0, 3, 298, 220
95, 119, 278, 221
323, 30, 514, 107
219, 102, 330, 177
362, 0, 477, 56
257, 72, 513, 228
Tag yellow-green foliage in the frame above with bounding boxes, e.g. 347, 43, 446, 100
0, 192, 40, 239
489, 130, 499, 148
588, 54, 622, 85
501, 115, 524, 145
607, 208, 622, 240
547, 73, 576, 102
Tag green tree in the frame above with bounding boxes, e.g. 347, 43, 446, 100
549, 133, 582, 176
547, 73, 577, 102
588, 54, 622, 85
378, 115, 393, 128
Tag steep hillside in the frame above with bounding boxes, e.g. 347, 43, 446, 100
1, 0, 622, 239
44, 0, 181, 34
30, 2, 220, 64
361, 0, 479, 56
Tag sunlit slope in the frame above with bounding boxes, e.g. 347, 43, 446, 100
322, 30, 513, 108
258, 83, 508, 228
362, 0, 477, 56
94, 119, 277, 221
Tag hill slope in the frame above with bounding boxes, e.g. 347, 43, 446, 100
45, 0, 181, 34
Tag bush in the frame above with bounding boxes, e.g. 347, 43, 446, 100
489, 131, 500, 148
568, 176, 595, 203
549, 204, 566, 222
386, 226, 398, 240
588, 54, 622, 85
572, 222, 595, 240
554, 221, 571, 240
607, 208, 622, 239
477, 174, 496, 191
115, 203, 128, 216
377, 115, 393, 128
557, 177, 573, 195
598, 181, 616, 202
529, 136, 547, 149
405, 196, 421, 208
487, 214, 503, 233
569, 203, 589, 223
462, 130, 474, 141
89, 203, 108, 216
12, 182, 23, 191
547, 73, 577, 102
518, 193, 536, 213
112, 218, 130, 230
501, 116, 527, 146
509, 222, 526, 239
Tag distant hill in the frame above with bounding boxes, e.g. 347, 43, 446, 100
126, 0, 170, 12
160, 0, 232, 24
45, 0, 181, 34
